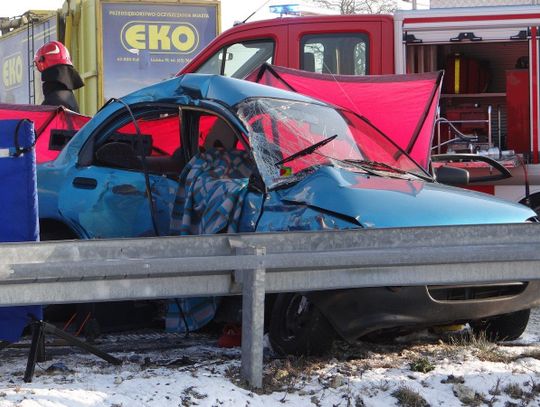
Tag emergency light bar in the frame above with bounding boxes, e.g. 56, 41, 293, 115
269, 4, 301, 15
269, 3, 338, 16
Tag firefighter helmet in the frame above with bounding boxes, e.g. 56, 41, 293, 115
34, 41, 72, 72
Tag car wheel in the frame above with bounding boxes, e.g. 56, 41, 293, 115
269, 293, 336, 356
520, 193, 540, 215
470, 309, 531, 341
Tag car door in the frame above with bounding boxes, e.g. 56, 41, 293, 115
56, 104, 184, 238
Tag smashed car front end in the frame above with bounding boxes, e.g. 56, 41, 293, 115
236, 96, 540, 342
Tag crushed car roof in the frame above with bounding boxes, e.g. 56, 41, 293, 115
58, 74, 329, 163
121, 74, 324, 108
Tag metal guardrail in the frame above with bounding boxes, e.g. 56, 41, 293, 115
1, 223, 540, 387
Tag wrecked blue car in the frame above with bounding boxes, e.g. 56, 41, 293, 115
37, 74, 540, 354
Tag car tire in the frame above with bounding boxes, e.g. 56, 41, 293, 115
269, 293, 336, 356
520, 193, 540, 215
470, 309, 531, 341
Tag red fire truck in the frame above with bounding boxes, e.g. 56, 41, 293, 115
180, 2, 540, 211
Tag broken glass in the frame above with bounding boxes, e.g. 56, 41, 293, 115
236, 98, 429, 189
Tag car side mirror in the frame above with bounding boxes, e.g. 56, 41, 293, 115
432, 153, 512, 183
435, 165, 470, 186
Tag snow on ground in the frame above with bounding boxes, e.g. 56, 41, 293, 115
1, 309, 539, 407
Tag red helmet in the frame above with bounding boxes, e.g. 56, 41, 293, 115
34, 41, 72, 72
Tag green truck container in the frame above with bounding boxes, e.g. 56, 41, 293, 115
0, 0, 220, 115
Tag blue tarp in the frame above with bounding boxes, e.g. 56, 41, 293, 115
0, 119, 42, 343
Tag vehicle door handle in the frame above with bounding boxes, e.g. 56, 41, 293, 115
72, 177, 97, 189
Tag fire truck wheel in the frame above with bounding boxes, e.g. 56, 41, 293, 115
269, 293, 336, 356
470, 308, 531, 342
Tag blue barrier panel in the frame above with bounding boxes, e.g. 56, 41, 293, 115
0, 119, 42, 342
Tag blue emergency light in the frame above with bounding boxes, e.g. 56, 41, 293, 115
269, 4, 301, 16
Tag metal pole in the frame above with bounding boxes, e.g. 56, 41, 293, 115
498, 105, 502, 158
239, 246, 266, 389
487, 104, 492, 148
437, 106, 441, 154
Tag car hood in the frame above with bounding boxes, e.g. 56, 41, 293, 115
278, 167, 535, 228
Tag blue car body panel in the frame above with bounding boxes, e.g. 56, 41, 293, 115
39, 163, 178, 238
277, 166, 534, 228
257, 189, 360, 232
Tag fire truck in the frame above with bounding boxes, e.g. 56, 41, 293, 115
180, 0, 540, 211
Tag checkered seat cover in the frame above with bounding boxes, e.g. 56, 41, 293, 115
170, 148, 254, 235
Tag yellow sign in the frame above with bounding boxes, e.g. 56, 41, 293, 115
121, 21, 199, 54
2, 53, 23, 89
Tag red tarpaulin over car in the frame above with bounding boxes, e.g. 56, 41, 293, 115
246, 64, 443, 170
0, 104, 90, 163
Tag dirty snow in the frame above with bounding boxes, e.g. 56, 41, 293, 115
0, 309, 539, 407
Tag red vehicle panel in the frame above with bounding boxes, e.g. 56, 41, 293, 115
180, 15, 394, 77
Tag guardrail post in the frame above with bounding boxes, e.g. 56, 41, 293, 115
238, 246, 266, 389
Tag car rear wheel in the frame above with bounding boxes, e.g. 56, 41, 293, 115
470, 309, 531, 341
269, 293, 336, 356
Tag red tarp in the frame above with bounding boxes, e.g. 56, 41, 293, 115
118, 115, 181, 155
246, 64, 443, 170
0, 104, 90, 163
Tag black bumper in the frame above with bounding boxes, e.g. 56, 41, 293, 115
307, 281, 540, 342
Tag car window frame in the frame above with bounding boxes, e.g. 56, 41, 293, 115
78, 101, 257, 177
300, 32, 370, 75
78, 102, 183, 167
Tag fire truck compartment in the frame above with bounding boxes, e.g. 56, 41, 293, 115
406, 40, 529, 155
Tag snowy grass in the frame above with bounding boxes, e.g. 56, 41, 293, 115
0, 310, 539, 406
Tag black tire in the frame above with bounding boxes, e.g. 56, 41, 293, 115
470, 309, 531, 341
520, 193, 540, 215
269, 293, 336, 356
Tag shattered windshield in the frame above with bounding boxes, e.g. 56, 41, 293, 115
236, 98, 429, 188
